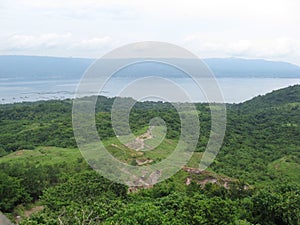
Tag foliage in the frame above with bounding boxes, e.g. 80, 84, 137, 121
0, 85, 300, 224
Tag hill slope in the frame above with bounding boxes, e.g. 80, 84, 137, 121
0, 85, 299, 225
204, 58, 300, 77
212, 85, 300, 183
1, 55, 300, 79
0, 85, 299, 185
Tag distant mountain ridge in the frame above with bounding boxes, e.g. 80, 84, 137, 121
1, 55, 300, 80
204, 57, 300, 78
0, 55, 93, 80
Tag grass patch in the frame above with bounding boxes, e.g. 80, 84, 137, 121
268, 155, 300, 184
186, 152, 204, 168
0, 146, 83, 166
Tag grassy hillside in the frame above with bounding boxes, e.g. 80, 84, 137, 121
268, 155, 300, 184
0, 147, 82, 166
0, 85, 299, 224
0, 85, 299, 184
211, 85, 300, 184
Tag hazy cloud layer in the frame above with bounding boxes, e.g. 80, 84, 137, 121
0, 0, 299, 65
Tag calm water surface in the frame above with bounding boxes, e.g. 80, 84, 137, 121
1, 77, 300, 104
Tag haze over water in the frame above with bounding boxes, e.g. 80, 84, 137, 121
1, 77, 300, 104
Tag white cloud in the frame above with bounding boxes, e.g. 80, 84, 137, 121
16, 0, 139, 20
1, 0, 300, 64
75, 36, 113, 49
13, 0, 299, 27
17, 0, 294, 17
7, 33, 72, 50
0, 33, 116, 57
183, 35, 300, 62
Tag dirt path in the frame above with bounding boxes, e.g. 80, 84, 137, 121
125, 126, 154, 151
15, 205, 44, 224
183, 166, 234, 189
23, 205, 44, 218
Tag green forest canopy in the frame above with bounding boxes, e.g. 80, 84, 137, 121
0, 85, 299, 224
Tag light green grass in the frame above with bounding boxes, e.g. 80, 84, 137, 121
268, 155, 300, 183
144, 139, 177, 161
103, 137, 143, 163
0, 146, 83, 166
186, 152, 204, 168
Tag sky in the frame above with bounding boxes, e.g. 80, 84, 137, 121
0, 0, 300, 65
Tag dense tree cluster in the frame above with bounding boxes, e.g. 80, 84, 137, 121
0, 85, 299, 224
18, 171, 300, 225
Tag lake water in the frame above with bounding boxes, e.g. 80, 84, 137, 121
1, 77, 300, 104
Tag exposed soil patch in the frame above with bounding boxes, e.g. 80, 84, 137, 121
125, 126, 154, 151
15, 150, 24, 156
183, 166, 235, 189
15, 205, 44, 224
23, 206, 44, 218
136, 158, 153, 166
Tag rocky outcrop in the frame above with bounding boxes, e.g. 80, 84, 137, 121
0, 212, 13, 225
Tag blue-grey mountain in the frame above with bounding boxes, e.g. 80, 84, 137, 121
1, 55, 300, 80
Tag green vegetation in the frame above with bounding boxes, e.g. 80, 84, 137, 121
0, 147, 82, 165
268, 155, 300, 184
0, 85, 299, 224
